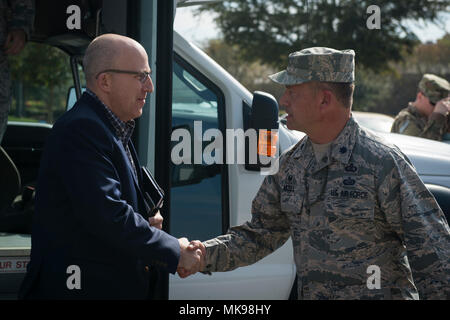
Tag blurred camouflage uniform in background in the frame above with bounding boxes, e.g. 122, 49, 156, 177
391, 74, 450, 141
0, 0, 34, 144
201, 48, 450, 300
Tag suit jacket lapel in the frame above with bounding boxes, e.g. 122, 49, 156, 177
128, 141, 153, 217
82, 92, 151, 218
128, 142, 143, 186
115, 141, 139, 191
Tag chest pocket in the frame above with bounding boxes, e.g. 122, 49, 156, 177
324, 177, 376, 249
280, 185, 306, 241
325, 176, 375, 220
280, 178, 305, 213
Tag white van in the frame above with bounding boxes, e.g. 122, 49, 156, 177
0, 0, 449, 300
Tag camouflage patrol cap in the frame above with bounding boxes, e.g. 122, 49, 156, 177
269, 47, 355, 85
418, 74, 450, 104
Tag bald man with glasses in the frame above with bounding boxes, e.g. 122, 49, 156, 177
19, 34, 202, 300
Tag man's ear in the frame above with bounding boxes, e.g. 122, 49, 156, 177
96, 73, 112, 93
417, 91, 425, 102
319, 89, 332, 112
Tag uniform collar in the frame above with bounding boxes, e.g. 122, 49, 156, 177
292, 115, 358, 173
407, 102, 427, 120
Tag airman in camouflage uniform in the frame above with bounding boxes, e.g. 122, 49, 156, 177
192, 48, 450, 300
0, 0, 34, 144
391, 74, 450, 141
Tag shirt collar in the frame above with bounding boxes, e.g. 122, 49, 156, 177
292, 115, 359, 173
86, 88, 135, 144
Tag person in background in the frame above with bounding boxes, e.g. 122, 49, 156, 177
391, 73, 450, 141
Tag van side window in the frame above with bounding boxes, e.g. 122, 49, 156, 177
4, 43, 73, 186
8, 43, 73, 124
170, 55, 228, 241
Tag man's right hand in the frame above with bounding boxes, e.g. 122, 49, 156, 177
434, 97, 450, 116
189, 240, 206, 260
177, 238, 203, 278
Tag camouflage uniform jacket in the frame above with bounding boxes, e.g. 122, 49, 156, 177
0, 0, 34, 47
391, 103, 448, 141
203, 116, 450, 300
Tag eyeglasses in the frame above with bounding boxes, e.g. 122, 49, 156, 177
96, 69, 152, 84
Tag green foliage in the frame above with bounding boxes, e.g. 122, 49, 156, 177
204, 38, 285, 101
353, 68, 394, 112
396, 33, 450, 74
204, 33, 450, 117
7, 116, 39, 123
9, 42, 71, 87
198, 0, 448, 72
8, 42, 72, 123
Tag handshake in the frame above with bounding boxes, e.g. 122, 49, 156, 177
149, 213, 207, 278
177, 238, 206, 278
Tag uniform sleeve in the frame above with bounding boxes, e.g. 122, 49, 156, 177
377, 150, 450, 299
391, 114, 411, 134
9, 0, 35, 40
421, 113, 448, 141
202, 173, 291, 272
391, 112, 447, 141
391, 114, 423, 137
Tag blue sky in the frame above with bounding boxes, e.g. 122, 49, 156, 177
174, 6, 450, 48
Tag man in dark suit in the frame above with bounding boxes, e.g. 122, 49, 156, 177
18, 34, 201, 299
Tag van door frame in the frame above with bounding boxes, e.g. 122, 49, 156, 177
131, 0, 175, 300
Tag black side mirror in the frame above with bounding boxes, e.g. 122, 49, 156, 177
245, 91, 279, 171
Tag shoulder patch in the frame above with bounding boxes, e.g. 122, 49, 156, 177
398, 120, 410, 134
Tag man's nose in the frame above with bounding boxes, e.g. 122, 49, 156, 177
279, 92, 289, 109
143, 76, 154, 93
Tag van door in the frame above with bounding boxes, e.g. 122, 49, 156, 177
169, 54, 229, 241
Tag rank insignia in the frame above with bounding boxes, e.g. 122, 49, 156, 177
343, 177, 356, 185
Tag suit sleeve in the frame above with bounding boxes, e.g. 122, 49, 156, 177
203, 173, 291, 272
55, 118, 180, 274
377, 150, 450, 299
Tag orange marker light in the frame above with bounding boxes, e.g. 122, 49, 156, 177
258, 130, 278, 158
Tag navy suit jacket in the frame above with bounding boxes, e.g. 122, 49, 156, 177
18, 93, 180, 299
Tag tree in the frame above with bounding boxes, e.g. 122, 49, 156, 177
197, 0, 449, 72
395, 33, 450, 74
204, 39, 285, 101
8, 43, 72, 123
354, 33, 450, 116
203, 34, 450, 117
